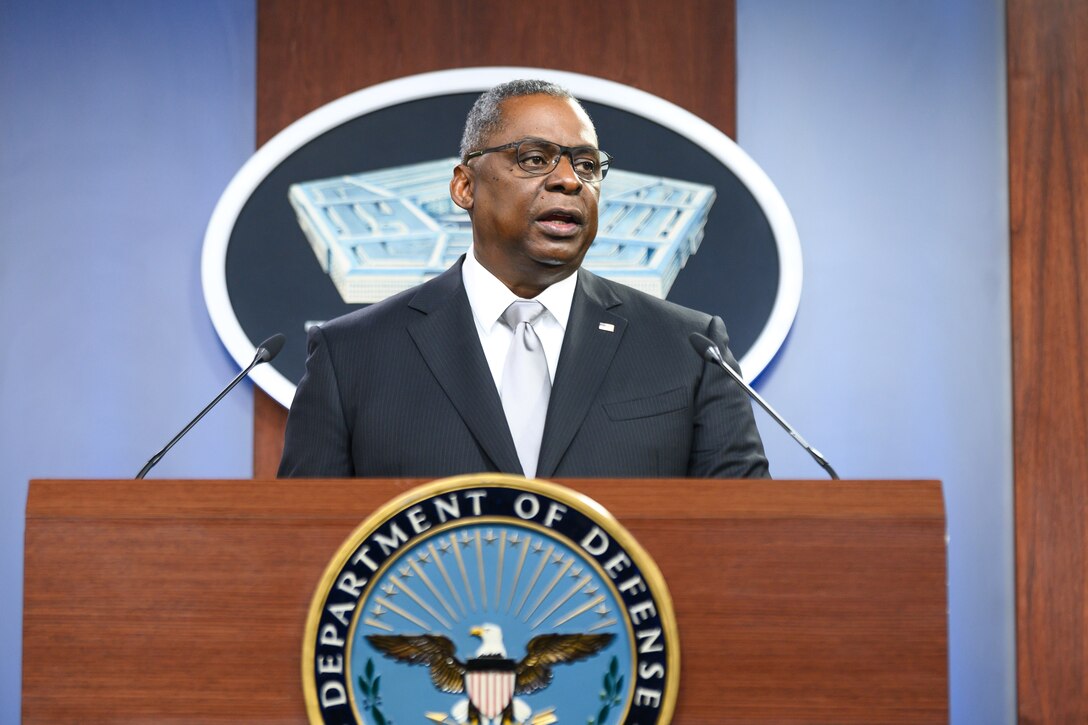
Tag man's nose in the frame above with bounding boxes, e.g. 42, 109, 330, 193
545, 153, 583, 193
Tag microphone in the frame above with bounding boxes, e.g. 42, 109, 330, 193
688, 332, 839, 480
135, 333, 286, 479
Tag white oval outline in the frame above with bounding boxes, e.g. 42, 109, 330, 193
202, 66, 802, 408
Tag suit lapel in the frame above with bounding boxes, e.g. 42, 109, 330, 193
406, 262, 522, 474
536, 270, 626, 477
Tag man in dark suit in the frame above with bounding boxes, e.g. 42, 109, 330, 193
279, 80, 768, 479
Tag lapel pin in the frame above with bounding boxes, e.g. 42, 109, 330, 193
598, 322, 615, 332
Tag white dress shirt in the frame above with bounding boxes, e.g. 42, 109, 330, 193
461, 249, 575, 390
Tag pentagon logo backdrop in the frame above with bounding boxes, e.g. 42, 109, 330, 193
203, 68, 802, 407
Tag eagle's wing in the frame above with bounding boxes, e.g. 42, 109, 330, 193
515, 633, 615, 694
365, 634, 466, 693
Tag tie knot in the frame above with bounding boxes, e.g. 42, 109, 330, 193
501, 300, 547, 329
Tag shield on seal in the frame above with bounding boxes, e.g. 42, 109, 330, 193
465, 658, 517, 719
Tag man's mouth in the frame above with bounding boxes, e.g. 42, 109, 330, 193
535, 209, 584, 236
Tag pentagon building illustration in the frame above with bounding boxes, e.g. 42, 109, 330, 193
289, 159, 716, 303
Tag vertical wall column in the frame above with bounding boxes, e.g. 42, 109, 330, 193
1008, 0, 1088, 721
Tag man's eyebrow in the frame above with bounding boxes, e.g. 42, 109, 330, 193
521, 136, 601, 150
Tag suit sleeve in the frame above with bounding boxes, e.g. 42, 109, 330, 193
688, 315, 771, 478
277, 325, 355, 478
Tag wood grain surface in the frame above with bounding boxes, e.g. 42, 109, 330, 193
251, 0, 738, 478
1007, 0, 1088, 721
23, 478, 947, 723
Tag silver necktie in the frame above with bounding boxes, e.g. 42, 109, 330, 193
500, 300, 551, 478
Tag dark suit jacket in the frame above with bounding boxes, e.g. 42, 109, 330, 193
278, 260, 769, 479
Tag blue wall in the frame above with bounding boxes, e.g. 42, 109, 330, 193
0, 2, 255, 721
738, 2, 1012, 722
0, 1, 1011, 722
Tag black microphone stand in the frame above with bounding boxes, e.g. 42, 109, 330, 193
689, 333, 839, 480
136, 334, 285, 479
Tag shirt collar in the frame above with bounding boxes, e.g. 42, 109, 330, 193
462, 249, 577, 331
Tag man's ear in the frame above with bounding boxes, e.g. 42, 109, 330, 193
450, 163, 474, 211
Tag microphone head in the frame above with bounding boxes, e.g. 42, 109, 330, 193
688, 332, 720, 362
256, 333, 286, 363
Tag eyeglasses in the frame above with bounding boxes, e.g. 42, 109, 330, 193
465, 137, 613, 182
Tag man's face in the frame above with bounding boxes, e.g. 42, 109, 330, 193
451, 94, 601, 298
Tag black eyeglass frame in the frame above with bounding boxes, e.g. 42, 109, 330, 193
464, 137, 614, 181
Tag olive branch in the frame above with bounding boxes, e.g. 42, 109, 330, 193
586, 656, 623, 725
357, 658, 391, 725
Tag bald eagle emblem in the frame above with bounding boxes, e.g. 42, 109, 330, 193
367, 623, 614, 724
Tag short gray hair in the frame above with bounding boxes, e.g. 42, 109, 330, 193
459, 79, 588, 160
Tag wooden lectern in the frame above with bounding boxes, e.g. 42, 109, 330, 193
23, 478, 947, 723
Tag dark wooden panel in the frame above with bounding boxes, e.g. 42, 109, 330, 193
1007, 0, 1088, 721
254, 386, 286, 478
252, 0, 737, 477
23, 479, 946, 723
256, 0, 736, 145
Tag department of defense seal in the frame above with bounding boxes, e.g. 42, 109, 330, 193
302, 474, 679, 724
